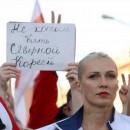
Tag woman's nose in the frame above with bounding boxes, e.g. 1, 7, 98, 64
99, 76, 108, 88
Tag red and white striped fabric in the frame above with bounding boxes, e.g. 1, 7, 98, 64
31, 0, 45, 22
14, 0, 44, 126
15, 0, 44, 106
27, 71, 59, 129
27, 1, 59, 129
15, 1, 59, 128
0, 97, 20, 130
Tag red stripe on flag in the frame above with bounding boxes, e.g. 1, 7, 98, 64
27, 1, 59, 129
34, 14, 45, 23
15, 1, 59, 128
0, 97, 20, 130
15, 71, 21, 89
27, 71, 59, 129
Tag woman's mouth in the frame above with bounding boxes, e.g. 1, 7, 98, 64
98, 92, 109, 97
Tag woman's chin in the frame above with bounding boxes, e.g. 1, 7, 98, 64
96, 101, 112, 108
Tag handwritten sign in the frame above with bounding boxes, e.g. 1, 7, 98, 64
7, 22, 76, 70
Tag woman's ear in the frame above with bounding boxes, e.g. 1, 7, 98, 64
76, 80, 82, 92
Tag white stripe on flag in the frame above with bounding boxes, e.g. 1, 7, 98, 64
14, 0, 44, 126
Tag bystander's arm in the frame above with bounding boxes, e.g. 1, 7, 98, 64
119, 74, 130, 116
66, 62, 83, 115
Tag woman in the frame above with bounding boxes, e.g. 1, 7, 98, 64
36, 52, 130, 130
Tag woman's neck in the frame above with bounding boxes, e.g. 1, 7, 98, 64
82, 104, 113, 130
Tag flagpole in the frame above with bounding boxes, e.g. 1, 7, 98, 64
102, 14, 130, 27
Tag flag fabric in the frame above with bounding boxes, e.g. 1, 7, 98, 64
27, 71, 59, 129
14, 0, 44, 107
15, 70, 39, 105
14, 0, 44, 126
31, 0, 45, 23
14, 0, 59, 128
14, 0, 44, 109
0, 97, 20, 130
14, 69, 39, 126
27, 1, 59, 128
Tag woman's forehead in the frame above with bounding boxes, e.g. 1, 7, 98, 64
83, 57, 117, 72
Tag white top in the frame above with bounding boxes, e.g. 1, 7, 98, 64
0, 103, 12, 130
36, 106, 130, 130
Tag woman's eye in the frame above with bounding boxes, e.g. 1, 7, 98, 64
89, 74, 99, 79
106, 74, 116, 79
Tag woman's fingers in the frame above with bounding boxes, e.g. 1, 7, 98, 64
51, 11, 55, 23
1, 66, 18, 73
1, 62, 16, 67
57, 14, 61, 23
121, 74, 126, 86
66, 69, 78, 78
128, 74, 130, 86
121, 74, 127, 88
119, 85, 128, 95
0, 62, 19, 82
51, 11, 61, 23
65, 62, 78, 71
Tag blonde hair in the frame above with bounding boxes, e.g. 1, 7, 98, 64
78, 52, 117, 80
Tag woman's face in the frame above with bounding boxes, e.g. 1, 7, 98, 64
79, 57, 118, 108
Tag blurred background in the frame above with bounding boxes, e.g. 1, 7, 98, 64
0, 0, 130, 125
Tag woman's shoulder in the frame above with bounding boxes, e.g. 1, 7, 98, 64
36, 123, 62, 130
116, 111, 130, 122
113, 110, 130, 129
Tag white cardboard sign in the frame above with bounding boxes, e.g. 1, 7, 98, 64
7, 22, 76, 70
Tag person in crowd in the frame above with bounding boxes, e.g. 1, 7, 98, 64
119, 74, 130, 115
65, 62, 83, 115
66, 63, 130, 116
0, 62, 18, 116
36, 52, 130, 130
0, 96, 20, 130
55, 90, 72, 121
0, 12, 72, 130
0, 63, 32, 130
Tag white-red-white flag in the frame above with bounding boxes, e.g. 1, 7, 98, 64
14, 0, 44, 126
31, 0, 45, 23
0, 97, 20, 130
